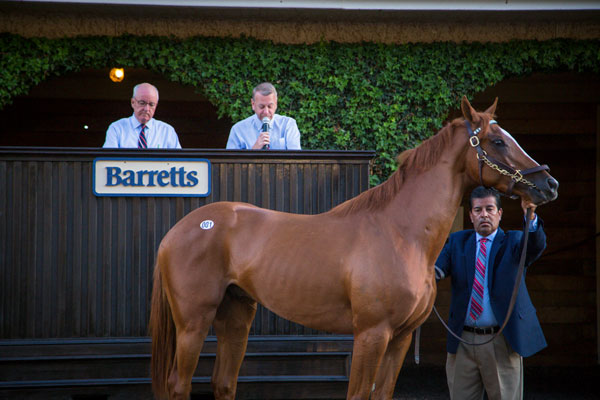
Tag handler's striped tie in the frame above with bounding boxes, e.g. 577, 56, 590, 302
138, 124, 147, 149
468, 238, 488, 322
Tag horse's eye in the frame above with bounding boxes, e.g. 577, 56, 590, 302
492, 139, 505, 147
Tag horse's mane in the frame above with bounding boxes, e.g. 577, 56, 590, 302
329, 117, 475, 217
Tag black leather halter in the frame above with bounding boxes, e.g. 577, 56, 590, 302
465, 120, 550, 197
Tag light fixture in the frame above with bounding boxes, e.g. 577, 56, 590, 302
109, 68, 124, 82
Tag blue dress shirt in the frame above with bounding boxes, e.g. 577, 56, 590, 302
226, 114, 301, 150
466, 216, 538, 328
103, 114, 181, 149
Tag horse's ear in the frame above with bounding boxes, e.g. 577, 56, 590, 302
484, 97, 498, 116
461, 96, 479, 123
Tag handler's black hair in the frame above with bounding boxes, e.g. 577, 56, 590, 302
469, 186, 501, 210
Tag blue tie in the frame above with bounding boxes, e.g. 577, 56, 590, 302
468, 238, 488, 323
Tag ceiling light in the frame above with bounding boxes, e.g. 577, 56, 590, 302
109, 68, 124, 82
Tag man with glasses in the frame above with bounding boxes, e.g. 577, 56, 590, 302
103, 82, 181, 148
435, 186, 548, 400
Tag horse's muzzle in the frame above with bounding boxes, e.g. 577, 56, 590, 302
546, 177, 559, 200
534, 175, 559, 204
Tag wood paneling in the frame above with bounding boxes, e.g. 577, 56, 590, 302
0, 148, 371, 397
0, 336, 354, 399
0, 148, 372, 340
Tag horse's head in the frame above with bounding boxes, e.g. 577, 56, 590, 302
461, 96, 559, 205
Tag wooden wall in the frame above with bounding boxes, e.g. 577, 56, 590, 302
0, 148, 372, 339
0, 149, 372, 398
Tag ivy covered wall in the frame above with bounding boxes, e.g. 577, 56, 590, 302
1, 33, 599, 180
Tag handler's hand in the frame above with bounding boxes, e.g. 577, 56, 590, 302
521, 197, 537, 220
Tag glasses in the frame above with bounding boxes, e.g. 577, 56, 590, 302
133, 98, 157, 108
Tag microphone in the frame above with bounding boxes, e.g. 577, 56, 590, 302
261, 117, 270, 149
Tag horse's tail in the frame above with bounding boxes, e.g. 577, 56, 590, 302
149, 255, 176, 400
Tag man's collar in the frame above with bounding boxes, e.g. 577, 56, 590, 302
131, 114, 153, 128
476, 229, 499, 243
254, 114, 278, 125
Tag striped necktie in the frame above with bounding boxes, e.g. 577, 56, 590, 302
138, 124, 147, 149
468, 238, 488, 323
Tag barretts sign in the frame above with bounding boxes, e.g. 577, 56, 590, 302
93, 158, 211, 197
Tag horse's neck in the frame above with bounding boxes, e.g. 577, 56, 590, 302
398, 169, 464, 226
386, 140, 469, 255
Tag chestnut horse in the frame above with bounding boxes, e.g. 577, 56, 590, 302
150, 97, 558, 399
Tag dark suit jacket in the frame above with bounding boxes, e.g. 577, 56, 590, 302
435, 220, 547, 357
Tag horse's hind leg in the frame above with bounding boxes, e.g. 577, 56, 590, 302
169, 309, 216, 399
371, 333, 412, 399
211, 286, 257, 400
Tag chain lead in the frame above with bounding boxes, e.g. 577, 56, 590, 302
478, 152, 537, 188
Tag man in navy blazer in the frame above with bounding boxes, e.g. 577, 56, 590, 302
435, 186, 547, 400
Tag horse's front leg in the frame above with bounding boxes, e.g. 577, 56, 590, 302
371, 333, 412, 399
347, 325, 391, 400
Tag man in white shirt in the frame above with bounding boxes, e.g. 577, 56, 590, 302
226, 82, 301, 150
103, 83, 181, 149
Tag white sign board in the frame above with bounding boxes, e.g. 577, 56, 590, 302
93, 158, 211, 197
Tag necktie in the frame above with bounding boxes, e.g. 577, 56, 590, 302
138, 124, 147, 149
468, 238, 488, 323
